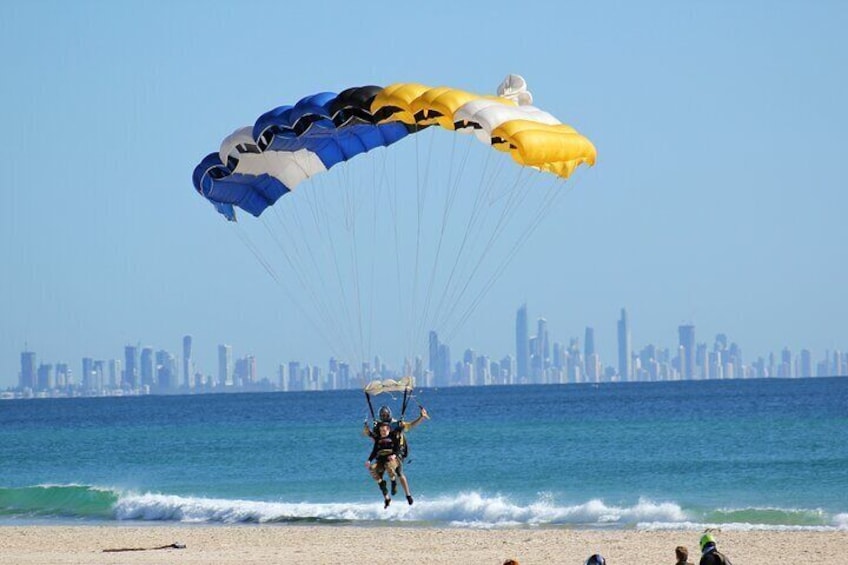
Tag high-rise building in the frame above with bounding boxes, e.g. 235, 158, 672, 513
182, 335, 193, 388
428, 331, 439, 373
678, 325, 696, 380
156, 350, 176, 391
233, 355, 257, 385
800, 349, 813, 378
438, 343, 451, 386
108, 359, 121, 389
20, 351, 37, 390
288, 361, 301, 391
617, 308, 632, 381
140, 347, 155, 388
82, 357, 95, 390
584, 327, 596, 359
55, 363, 70, 388
36, 363, 53, 390
218, 344, 232, 386
516, 304, 529, 382
123, 345, 139, 389
537, 318, 550, 375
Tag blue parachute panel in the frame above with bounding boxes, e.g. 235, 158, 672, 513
194, 87, 416, 220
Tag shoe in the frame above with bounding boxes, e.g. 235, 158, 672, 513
391, 480, 398, 496
406, 495, 414, 505
384, 497, 391, 509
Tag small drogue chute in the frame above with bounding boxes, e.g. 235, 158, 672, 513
363, 376, 416, 422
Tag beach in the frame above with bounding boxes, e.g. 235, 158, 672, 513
0, 526, 843, 564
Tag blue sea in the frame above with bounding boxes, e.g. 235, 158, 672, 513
1, 378, 846, 531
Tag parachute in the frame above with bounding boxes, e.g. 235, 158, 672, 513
193, 76, 596, 222
192, 75, 596, 372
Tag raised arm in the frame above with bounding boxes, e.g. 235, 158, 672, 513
403, 407, 430, 431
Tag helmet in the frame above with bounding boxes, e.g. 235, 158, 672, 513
699, 533, 716, 551
378, 405, 392, 422
585, 555, 606, 565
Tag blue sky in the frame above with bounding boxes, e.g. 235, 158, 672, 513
2, 1, 846, 386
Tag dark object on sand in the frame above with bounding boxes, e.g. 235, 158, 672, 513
103, 542, 186, 552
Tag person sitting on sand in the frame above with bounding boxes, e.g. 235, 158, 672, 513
675, 545, 694, 565
366, 421, 408, 508
699, 533, 732, 565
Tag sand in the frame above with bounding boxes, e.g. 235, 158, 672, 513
0, 525, 843, 564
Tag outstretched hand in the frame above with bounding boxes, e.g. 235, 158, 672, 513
420, 407, 430, 420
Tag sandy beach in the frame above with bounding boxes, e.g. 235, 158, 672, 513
0, 525, 843, 564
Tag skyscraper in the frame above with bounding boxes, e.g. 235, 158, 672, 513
678, 324, 696, 380
218, 344, 232, 387
108, 359, 121, 389
800, 349, 813, 378
516, 304, 529, 382
617, 308, 632, 381
584, 327, 596, 359
124, 345, 139, 389
37, 363, 54, 390
19, 351, 37, 390
428, 331, 439, 374
537, 317, 550, 375
140, 347, 155, 388
82, 357, 95, 391
182, 335, 193, 388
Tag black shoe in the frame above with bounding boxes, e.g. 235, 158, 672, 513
391, 480, 397, 495
384, 497, 391, 509
406, 495, 414, 505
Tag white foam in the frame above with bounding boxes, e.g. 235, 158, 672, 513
833, 513, 848, 530
112, 490, 688, 527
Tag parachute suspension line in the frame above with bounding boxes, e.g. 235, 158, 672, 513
433, 157, 541, 337
359, 149, 388, 371
426, 146, 506, 335
336, 147, 367, 368
328, 152, 364, 366
336, 157, 374, 368
269, 187, 357, 364
408, 128, 426, 364
439, 166, 543, 331
386, 140, 407, 372
444, 175, 569, 343
262, 209, 352, 363
414, 131, 475, 352
234, 220, 345, 362
404, 127, 442, 361
232, 222, 281, 285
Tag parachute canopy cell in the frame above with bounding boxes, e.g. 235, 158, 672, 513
193, 76, 596, 220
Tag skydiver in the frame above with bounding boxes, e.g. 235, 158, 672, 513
366, 421, 402, 508
363, 404, 429, 504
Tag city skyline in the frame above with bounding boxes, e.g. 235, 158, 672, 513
3, 3, 847, 390
7, 303, 846, 398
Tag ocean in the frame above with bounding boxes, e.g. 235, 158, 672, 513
1, 377, 846, 530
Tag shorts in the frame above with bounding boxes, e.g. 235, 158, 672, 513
370, 455, 400, 481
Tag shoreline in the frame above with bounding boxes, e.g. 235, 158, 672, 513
0, 525, 844, 564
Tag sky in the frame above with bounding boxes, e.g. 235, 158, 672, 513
1, 1, 847, 387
